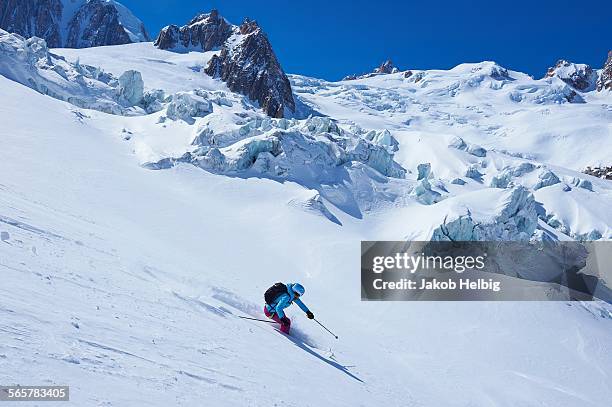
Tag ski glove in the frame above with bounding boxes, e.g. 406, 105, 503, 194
280, 316, 290, 325
306, 311, 314, 320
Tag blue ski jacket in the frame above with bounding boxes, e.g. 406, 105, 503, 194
265, 283, 310, 319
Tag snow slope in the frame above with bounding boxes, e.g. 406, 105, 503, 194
0, 40, 611, 406
55, 43, 220, 93
52, 45, 612, 240
2, 72, 611, 407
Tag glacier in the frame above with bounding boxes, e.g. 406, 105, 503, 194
0, 27, 611, 407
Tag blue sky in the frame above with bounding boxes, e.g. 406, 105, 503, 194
120, 0, 611, 81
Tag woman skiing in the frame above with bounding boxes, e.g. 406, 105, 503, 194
263, 282, 314, 334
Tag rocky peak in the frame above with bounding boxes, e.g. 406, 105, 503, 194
0, 0, 63, 47
154, 9, 233, 51
596, 51, 612, 91
343, 59, 400, 80
0, 0, 148, 48
239, 18, 260, 35
156, 10, 294, 118
204, 16, 295, 118
545, 59, 596, 91
194, 8, 219, 22
374, 59, 398, 74
66, 0, 149, 48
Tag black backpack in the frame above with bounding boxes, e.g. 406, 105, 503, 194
265, 282, 288, 305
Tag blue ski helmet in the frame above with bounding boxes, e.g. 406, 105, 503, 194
291, 283, 305, 297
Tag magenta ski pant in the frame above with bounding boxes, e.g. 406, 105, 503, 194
264, 306, 291, 334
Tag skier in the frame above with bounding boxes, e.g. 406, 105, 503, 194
264, 282, 314, 334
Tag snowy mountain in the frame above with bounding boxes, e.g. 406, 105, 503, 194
154, 9, 232, 52
156, 10, 294, 118
204, 18, 295, 118
3, 31, 612, 240
0, 0, 149, 48
545, 59, 597, 91
0, 12, 611, 406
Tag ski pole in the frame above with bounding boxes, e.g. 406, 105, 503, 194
238, 315, 276, 323
314, 318, 338, 339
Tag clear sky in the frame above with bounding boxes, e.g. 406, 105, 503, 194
119, 0, 611, 81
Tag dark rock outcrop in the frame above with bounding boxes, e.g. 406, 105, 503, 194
0, 0, 149, 48
66, 0, 149, 48
374, 59, 398, 74
0, 0, 63, 47
584, 166, 612, 180
204, 18, 295, 118
156, 10, 294, 118
154, 10, 232, 51
343, 59, 400, 80
545, 59, 596, 91
596, 51, 612, 91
